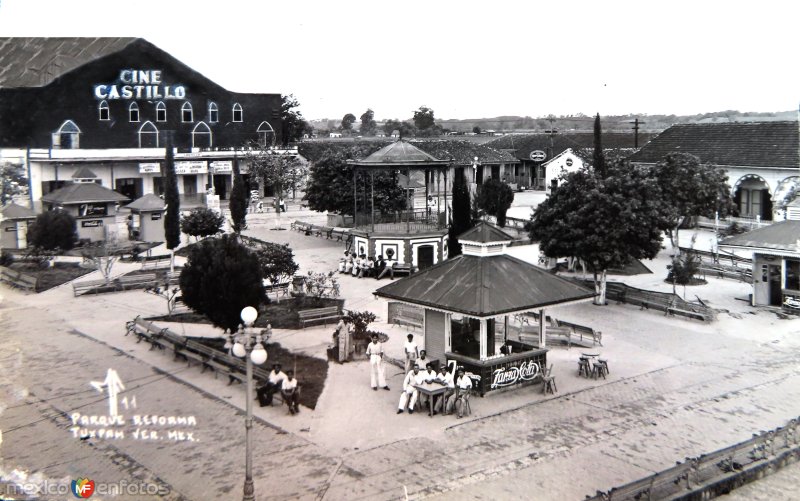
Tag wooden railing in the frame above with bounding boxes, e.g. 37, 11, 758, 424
0, 265, 38, 291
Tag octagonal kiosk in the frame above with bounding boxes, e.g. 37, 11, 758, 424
126, 194, 166, 243
347, 141, 450, 271
0, 202, 37, 249
375, 221, 596, 395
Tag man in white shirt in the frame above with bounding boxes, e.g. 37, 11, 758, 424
446, 367, 474, 418
257, 363, 287, 407
281, 370, 300, 415
397, 365, 426, 414
377, 257, 396, 279
403, 334, 419, 374
434, 364, 455, 414
365, 334, 390, 391
418, 362, 438, 411
415, 350, 430, 371
352, 254, 362, 276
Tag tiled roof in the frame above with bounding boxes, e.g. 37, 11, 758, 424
410, 139, 519, 164
485, 132, 655, 162
41, 183, 129, 204
351, 140, 446, 166
374, 253, 595, 317
628, 122, 800, 168
71, 166, 98, 179
126, 193, 165, 211
0, 202, 37, 219
458, 221, 515, 243
0, 38, 137, 88
719, 220, 800, 251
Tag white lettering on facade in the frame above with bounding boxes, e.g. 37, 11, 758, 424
490, 361, 541, 389
94, 70, 185, 100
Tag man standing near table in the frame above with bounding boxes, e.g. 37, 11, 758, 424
446, 367, 474, 418
415, 350, 430, 371
365, 333, 390, 391
397, 365, 425, 414
403, 333, 419, 374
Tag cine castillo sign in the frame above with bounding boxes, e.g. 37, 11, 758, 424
529, 150, 547, 162
490, 360, 541, 389
95, 69, 186, 100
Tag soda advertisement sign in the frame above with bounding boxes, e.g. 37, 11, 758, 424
490, 360, 540, 389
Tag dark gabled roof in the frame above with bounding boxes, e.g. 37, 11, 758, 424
485, 132, 655, 162
350, 140, 448, 167
719, 220, 800, 251
41, 183, 129, 204
627, 122, 800, 168
374, 253, 595, 317
0, 202, 37, 219
71, 166, 98, 179
126, 193, 165, 211
0, 38, 137, 88
411, 139, 519, 164
458, 221, 515, 243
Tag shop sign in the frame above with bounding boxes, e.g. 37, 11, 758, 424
151, 213, 162, 220
210, 161, 233, 173
529, 150, 547, 162
565, 158, 574, 167
5, 226, 17, 232
139, 162, 161, 174
490, 360, 540, 389
94, 69, 186, 100
174, 161, 208, 175
81, 220, 104, 228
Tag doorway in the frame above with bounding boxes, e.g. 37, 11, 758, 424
418, 245, 435, 270
769, 264, 782, 306
213, 175, 229, 200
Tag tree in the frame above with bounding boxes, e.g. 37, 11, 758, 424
27, 209, 77, 251
163, 135, 181, 271
529, 161, 671, 305
1, 162, 26, 205
179, 234, 266, 333
246, 144, 308, 226
341, 113, 356, 131
360, 109, 377, 136
229, 157, 248, 234
241, 237, 299, 286
79, 237, 137, 283
413, 106, 436, 130
447, 169, 474, 258
653, 153, 734, 247
593, 113, 606, 178
181, 207, 224, 240
472, 126, 482, 134
475, 178, 515, 227
281, 94, 308, 146
304, 271, 340, 298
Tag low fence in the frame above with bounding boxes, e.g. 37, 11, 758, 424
679, 246, 753, 282
696, 215, 772, 232
584, 416, 800, 501
0, 265, 38, 291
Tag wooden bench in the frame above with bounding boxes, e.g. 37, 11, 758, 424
392, 307, 423, 329
141, 255, 171, 270
73, 278, 116, 296
0, 266, 38, 291
392, 263, 416, 277
328, 228, 348, 241
264, 282, 290, 299
117, 273, 158, 290
666, 305, 712, 322
298, 306, 341, 328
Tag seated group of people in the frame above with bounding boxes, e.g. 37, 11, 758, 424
397, 355, 473, 418
256, 363, 301, 415
338, 251, 395, 280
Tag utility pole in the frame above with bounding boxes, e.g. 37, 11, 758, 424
630, 118, 645, 148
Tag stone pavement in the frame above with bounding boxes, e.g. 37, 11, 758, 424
2, 216, 800, 500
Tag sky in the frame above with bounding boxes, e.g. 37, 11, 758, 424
1, 0, 798, 122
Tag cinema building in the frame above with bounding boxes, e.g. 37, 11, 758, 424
0, 38, 287, 211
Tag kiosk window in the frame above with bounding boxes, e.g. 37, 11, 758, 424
786, 260, 800, 291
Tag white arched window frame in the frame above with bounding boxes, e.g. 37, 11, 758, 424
257, 120, 276, 147
208, 102, 218, 123
138, 121, 159, 148
191, 121, 212, 148
52, 120, 81, 149
129, 102, 140, 122
98, 100, 110, 121
156, 101, 167, 122
232, 103, 243, 122
182, 102, 193, 123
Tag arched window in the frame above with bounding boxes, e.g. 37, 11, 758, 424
208, 102, 218, 123
156, 101, 166, 122
52, 120, 81, 149
257, 121, 276, 147
129, 102, 140, 122
232, 103, 243, 122
138, 121, 159, 148
182, 102, 193, 123
192, 121, 212, 148
98, 100, 109, 121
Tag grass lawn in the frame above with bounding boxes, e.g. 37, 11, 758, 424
10, 261, 94, 292
191, 337, 328, 410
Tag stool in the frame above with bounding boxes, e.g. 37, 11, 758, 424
578, 358, 590, 377
598, 359, 609, 375
543, 375, 558, 394
592, 362, 606, 380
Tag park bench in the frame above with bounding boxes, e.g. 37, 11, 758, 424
264, 282, 290, 299
390, 303, 423, 329
665, 298, 713, 322
291, 221, 313, 235
392, 263, 415, 277
298, 306, 341, 329
140, 255, 171, 270
117, 273, 158, 290
0, 266, 38, 291
72, 278, 116, 296
328, 228, 348, 241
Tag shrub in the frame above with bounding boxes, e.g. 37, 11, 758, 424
0, 250, 13, 267
27, 209, 77, 251
343, 310, 376, 340
241, 237, 299, 286
304, 271, 340, 298
180, 208, 224, 239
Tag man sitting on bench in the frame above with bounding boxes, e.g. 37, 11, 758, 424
257, 363, 287, 407
281, 370, 301, 415
377, 255, 396, 280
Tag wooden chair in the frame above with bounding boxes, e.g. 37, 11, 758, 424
542, 364, 557, 394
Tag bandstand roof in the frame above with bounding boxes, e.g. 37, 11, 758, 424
374, 253, 595, 317
126, 193, 166, 212
349, 140, 449, 168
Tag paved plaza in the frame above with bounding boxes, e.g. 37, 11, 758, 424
2, 206, 800, 500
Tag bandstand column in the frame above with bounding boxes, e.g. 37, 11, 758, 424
538, 308, 547, 348
479, 318, 488, 360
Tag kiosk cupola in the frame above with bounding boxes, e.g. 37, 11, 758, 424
457, 221, 514, 257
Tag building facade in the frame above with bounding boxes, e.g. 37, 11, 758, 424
0, 38, 286, 210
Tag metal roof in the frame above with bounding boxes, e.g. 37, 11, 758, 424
374, 253, 595, 317
458, 221, 515, 244
349, 140, 449, 167
0, 202, 37, 220
126, 193, 165, 212
719, 221, 800, 251
41, 183, 129, 204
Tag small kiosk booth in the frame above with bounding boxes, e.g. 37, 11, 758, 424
0, 203, 37, 249
125, 194, 166, 243
347, 141, 450, 271
375, 222, 596, 395
40, 168, 129, 242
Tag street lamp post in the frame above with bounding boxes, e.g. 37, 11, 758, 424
230, 306, 269, 501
